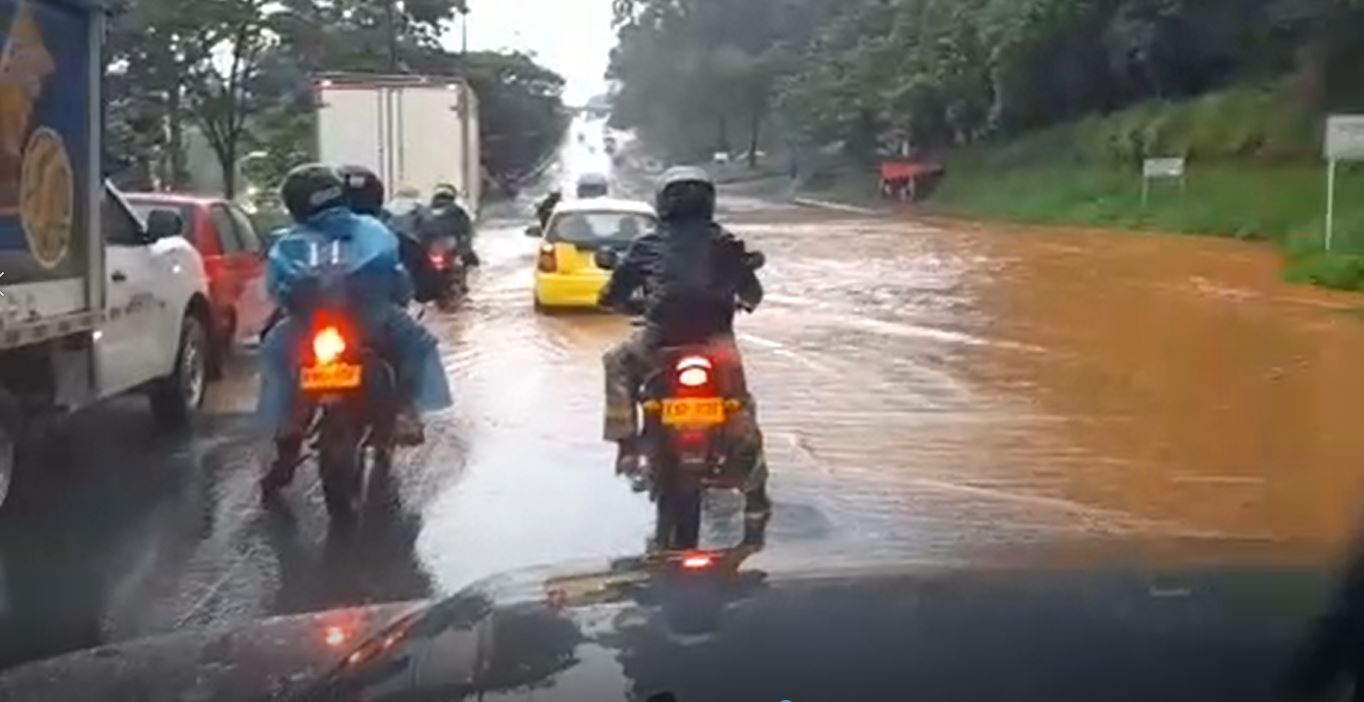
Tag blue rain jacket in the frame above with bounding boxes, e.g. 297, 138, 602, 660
255, 207, 452, 434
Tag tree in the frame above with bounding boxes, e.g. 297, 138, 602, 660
105, 0, 224, 189
185, 0, 275, 199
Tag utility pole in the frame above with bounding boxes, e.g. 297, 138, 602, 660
460, 7, 469, 55
384, 0, 400, 72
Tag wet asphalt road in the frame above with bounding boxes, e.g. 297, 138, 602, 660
4, 118, 1364, 671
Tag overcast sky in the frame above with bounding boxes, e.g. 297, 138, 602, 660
442, 0, 617, 106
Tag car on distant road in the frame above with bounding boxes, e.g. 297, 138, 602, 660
527, 198, 657, 310
576, 173, 611, 199
125, 194, 274, 371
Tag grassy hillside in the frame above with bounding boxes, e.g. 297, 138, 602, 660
929, 85, 1364, 291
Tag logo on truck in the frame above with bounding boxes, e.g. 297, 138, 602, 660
0, 2, 68, 270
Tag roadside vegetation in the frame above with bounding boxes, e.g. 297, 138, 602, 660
930, 85, 1364, 290
608, 0, 1364, 291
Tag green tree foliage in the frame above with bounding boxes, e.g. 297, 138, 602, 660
608, 0, 841, 162
610, 0, 1364, 164
106, 0, 564, 200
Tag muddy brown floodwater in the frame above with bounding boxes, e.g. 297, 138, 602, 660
396, 205, 1364, 594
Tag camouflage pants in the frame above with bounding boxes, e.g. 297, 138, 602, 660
602, 330, 765, 481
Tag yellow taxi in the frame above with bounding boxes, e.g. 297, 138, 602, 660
530, 198, 658, 310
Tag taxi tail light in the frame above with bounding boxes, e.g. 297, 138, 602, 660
537, 243, 557, 272
313, 326, 347, 365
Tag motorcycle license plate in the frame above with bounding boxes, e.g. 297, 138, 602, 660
300, 363, 362, 391
661, 398, 725, 426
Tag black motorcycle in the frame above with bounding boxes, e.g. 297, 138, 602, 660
596, 248, 769, 550
296, 311, 398, 522
269, 243, 401, 523
425, 236, 468, 311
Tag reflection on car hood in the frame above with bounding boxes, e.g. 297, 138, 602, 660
0, 551, 1337, 702
0, 602, 421, 702
295, 550, 1334, 702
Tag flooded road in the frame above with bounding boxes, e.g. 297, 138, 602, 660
4, 122, 1364, 669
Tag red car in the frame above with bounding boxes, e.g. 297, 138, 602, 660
125, 193, 274, 372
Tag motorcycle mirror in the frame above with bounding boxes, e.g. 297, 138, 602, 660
525, 224, 542, 238
595, 248, 620, 270
744, 251, 766, 271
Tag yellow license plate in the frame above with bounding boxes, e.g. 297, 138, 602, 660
300, 363, 362, 391
661, 398, 725, 426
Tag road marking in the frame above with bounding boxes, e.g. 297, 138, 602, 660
791, 197, 884, 216
738, 332, 784, 350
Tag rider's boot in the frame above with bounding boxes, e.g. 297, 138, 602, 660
261, 434, 303, 496
394, 405, 426, 447
744, 480, 772, 519
615, 437, 650, 492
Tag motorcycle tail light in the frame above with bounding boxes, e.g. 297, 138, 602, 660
537, 243, 557, 272
428, 252, 450, 270
677, 430, 707, 446
681, 552, 714, 569
313, 326, 347, 365
676, 355, 712, 388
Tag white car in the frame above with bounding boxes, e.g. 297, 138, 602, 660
98, 186, 214, 422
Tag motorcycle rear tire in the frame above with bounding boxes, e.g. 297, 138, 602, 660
655, 470, 703, 550
318, 411, 363, 523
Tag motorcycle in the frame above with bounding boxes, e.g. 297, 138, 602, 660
596, 248, 769, 551
425, 236, 468, 311
288, 243, 401, 523
298, 313, 398, 522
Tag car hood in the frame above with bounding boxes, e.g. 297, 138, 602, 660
0, 548, 1339, 702
0, 602, 422, 701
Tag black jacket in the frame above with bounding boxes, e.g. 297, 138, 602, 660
380, 211, 444, 304
536, 193, 562, 228
418, 203, 474, 244
599, 218, 763, 345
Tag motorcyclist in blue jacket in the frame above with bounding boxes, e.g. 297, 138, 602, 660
257, 164, 452, 495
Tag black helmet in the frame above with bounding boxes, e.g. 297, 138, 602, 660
280, 163, 346, 223
655, 166, 715, 221
338, 164, 385, 216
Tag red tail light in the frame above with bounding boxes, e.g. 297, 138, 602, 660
681, 552, 714, 569
428, 252, 451, 271
537, 243, 557, 272
323, 625, 348, 648
313, 326, 347, 365
675, 355, 712, 387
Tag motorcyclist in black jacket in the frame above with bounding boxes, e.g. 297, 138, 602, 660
421, 183, 480, 268
536, 189, 563, 229
598, 166, 769, 516
340, 166, 444, 305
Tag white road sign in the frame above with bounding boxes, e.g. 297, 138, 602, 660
1326, 115, 1364, 161
1143, 157, 1186, 178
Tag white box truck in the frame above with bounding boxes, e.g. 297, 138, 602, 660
314, 73, 481, 214
0, 0, 216, 510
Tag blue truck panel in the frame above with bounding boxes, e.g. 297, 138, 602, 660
0, 0, 94, 285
